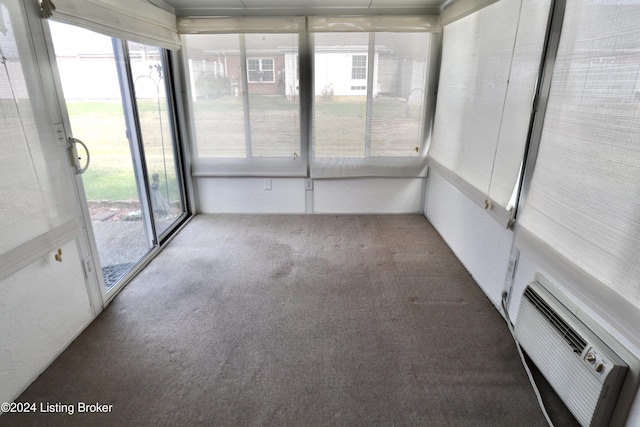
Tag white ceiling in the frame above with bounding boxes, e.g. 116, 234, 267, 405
162, 0, 451, 16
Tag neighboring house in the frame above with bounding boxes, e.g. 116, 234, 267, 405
188, 44, 427, 103
315, 46, 427, 102
188, 50, 289, 98
314, 46, 373, 98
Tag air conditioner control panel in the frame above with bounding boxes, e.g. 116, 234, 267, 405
584, 347, 611, 377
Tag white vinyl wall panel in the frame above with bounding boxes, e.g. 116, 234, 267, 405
425, 170, 514, 307
0, 239, 93, 404
313, 178, 424, 213
196, 177, 306, 213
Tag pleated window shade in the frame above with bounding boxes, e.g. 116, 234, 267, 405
428, 0, 551, 226
518, 0, 640, 309
1, 2, 79, 262
44, 0, 181, 50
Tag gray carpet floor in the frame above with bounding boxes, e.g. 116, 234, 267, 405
3, 215, 557, 426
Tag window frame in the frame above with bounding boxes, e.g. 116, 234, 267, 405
247, 57, 275, 83
351, 54, 367, 81
179, 16, 439, 178
310, 30, 436, 178
182, 27, 308, 177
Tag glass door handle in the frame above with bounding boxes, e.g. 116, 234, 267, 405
68, 137, 90, 174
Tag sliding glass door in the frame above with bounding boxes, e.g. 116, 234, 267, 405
129, 41, 185, 236
49, 21, 187, 292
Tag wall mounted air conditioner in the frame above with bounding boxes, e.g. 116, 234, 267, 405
514, 277, 628, 427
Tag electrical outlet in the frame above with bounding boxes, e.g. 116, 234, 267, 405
305, 178, 313, 191
264, 178, 272, 190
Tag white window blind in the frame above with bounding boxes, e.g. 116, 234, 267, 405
43, 0, 181, 50
1, 1, 80, 277
518, 0, 640, 310
308, 16, 439, 33
428, 0, 551, 226
310, 17, 436, 178
178, 16, 305, 34
182, 17, 305, 177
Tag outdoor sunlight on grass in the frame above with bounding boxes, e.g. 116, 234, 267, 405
313, 96, 424, 157
191, 94, 424, 159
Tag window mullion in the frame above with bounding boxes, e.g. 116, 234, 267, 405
300, 27, 313, 176
239, 34, 252, 158
364, 32, 375, 158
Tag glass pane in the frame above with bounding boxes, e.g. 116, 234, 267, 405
128, 42, 184, 236
352, 55, 367, 80
245, 33, 299, 157
314, 32, 369, 158
185, 34, 246, 157
370, 33, 428, 157
50, 21, 152, 290
185, 33, 300, 159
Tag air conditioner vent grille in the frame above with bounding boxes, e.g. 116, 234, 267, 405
523, 286, 587, 355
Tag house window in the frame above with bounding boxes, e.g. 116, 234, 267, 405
247, 58, 275, 83
351, 55, 367, 80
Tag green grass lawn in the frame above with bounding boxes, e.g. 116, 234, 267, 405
192, 95, 424, 158
67, 99, 181, 203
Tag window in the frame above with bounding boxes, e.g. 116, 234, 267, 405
247, 58, 275, 83
313, 31, 431, 169
184, 33, 301, 164
179, 15, 437, 178
351, 55, 367, 80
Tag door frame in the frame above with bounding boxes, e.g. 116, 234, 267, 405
40, 18, 192, 307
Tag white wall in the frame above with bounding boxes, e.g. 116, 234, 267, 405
314, 178, 424, 213
424, 170, 513, 308
0, 239, 94, 404
195, 177, 424, 214
196, 178, 307, 213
